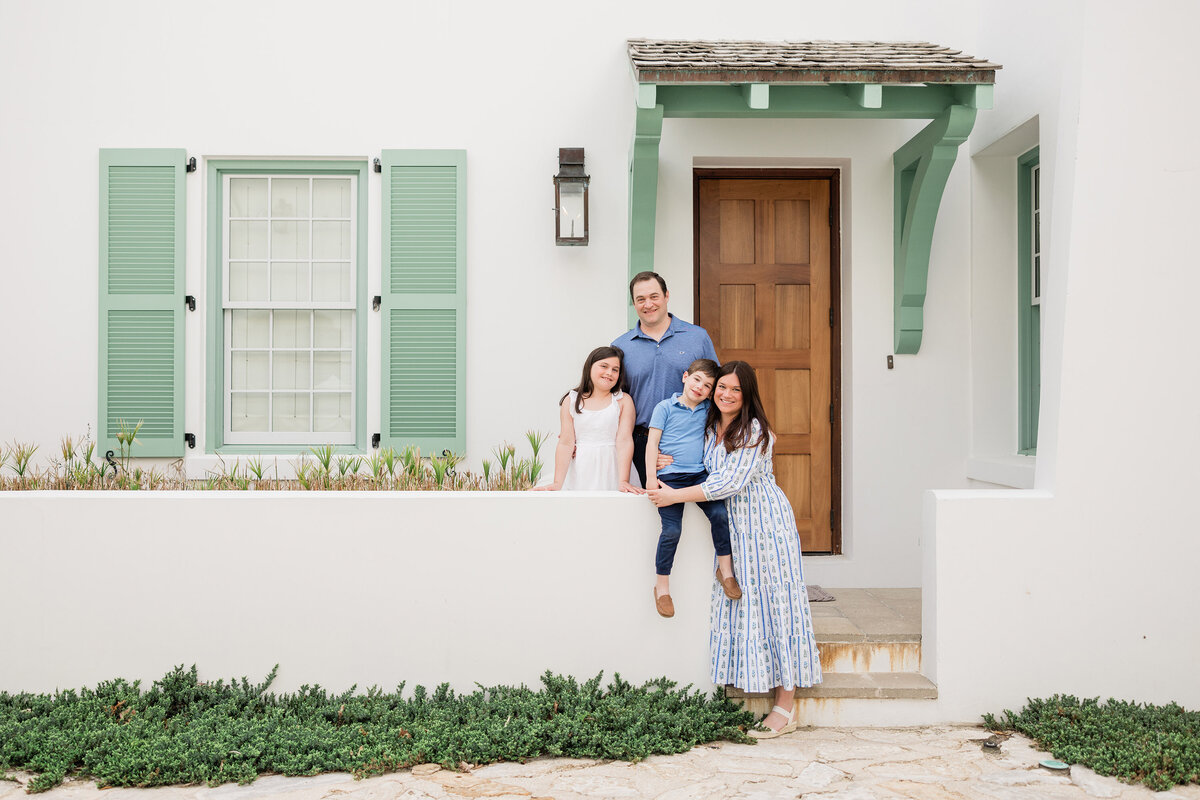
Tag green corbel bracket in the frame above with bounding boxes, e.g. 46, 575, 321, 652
628, 103, 664, 327
893, 104, 977, 353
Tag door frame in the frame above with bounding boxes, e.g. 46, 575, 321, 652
692, 167, 842, 555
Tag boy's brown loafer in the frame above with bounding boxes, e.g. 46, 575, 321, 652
654, 588, 675, 618
716, 568, 742, 600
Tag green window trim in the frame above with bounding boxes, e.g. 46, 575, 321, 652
1017, 147, 1040, 455
98, 148, 187, 458
204, 160, 370, 454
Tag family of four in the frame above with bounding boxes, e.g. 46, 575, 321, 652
532, 271, 823, 738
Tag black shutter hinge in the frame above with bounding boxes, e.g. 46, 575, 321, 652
373, 158, 382, 173
829, 307, 834, 327
371, 433, 381, 448
185, 156, 197, 173
372, 295, 382, 311
829, 404, 834, 424
830, 509, 835, 529
828, 205, 833, 226
185, 295, 196, 311
184, 433, 195, 449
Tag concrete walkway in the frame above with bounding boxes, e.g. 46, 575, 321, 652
5, 726, 1197, 800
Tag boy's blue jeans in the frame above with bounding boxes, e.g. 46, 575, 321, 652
654, 470, 731, 575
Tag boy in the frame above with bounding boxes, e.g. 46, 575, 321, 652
646, 359, 741, 618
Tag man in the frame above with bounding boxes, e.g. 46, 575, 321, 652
612, 271, 719, 487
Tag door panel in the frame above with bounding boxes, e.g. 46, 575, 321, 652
697, 174, 837, 553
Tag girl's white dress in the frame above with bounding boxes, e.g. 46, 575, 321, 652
703, 420, 822, 692
562, 390, 623, 491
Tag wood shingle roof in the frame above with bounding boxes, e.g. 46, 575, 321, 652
628, 39, 1000, 84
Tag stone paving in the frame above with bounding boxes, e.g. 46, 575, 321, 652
5, 726, 1197, 800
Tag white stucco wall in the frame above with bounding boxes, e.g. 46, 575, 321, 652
0, 0, 994, 590
0, 493, 718, 695
927, 0, 1200, 719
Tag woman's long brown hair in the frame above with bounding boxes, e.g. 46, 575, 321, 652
707, 361, 772, 454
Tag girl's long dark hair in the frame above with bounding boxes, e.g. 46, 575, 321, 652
707, 361, 772, 454
561, 346, 627, 413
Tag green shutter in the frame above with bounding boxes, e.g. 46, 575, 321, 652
380, 150, 467, 454
98, 149, 187, 457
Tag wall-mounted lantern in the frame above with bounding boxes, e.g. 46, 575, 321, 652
553, 147, 589, 246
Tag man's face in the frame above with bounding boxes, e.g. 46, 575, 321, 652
632, 279, 669, 328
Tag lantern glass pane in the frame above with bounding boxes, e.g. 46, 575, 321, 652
558, 181, 586, 240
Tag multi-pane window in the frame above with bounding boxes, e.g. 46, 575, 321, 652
223, 174, 357, 444
1017, 148, 1040, 454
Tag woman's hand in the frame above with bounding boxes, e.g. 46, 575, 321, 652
646, 485, 681, 507
530, 482, 561, 492
618, 480, 645, 495
656, 453, 674, 469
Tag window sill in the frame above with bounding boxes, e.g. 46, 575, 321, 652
966, 455, 1036, 489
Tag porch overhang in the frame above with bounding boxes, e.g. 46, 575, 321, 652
626, 39, 1000, 351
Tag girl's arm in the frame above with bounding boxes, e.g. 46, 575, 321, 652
644, 428, 664, 491
615, 394, 643, 494
531, 398, 576, 491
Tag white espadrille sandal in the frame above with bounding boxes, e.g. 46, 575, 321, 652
749, 704, 798, 739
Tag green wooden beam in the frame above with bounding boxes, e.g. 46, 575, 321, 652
893, 105, 978, 353
740, 82, 770, 109
636, 82, 657, 109
655, 83, 962, 118
628, 104, 664, 328
842, 83, 882, 108
953, 83, 994, 109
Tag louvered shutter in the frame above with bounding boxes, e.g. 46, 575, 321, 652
380, 150, 467, 454
98, 149, 187, 457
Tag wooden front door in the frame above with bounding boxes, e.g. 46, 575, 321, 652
695, 171, 840, 553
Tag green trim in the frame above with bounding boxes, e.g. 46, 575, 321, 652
740, 83, 769, 109
204, 160, 369, 453
380, 149, 467, 455
625, 81, 994, 336
652, 83, 991, 119
99, 148, 187, 458
892, 105, 978, 353
843, 83, 882, 108
627, 105, 664, 328
1017, 147, 1041, 454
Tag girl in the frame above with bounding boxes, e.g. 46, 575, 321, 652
534, 347, 641, 493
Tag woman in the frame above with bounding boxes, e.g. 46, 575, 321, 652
647, 361, 821, 738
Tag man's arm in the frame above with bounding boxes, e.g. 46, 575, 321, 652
644, 428, 664, 491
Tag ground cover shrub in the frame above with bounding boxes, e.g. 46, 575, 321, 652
984, 695, 1200, 791
0, 665, 754, 792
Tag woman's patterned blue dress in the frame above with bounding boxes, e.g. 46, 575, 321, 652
703, 421, 823, 692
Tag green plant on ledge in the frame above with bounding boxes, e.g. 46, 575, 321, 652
0, 665, 754, 792
1, 431, 552, 492
985, 695, 1200, 791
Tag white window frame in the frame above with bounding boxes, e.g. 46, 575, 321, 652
221, 172, 359, 446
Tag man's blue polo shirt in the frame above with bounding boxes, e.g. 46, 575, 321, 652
649, 394, 710, 475
612, 314, 718, 428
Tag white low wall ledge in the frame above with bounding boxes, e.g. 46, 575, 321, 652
0, 492, 716, 696
965, 455, 1037, 489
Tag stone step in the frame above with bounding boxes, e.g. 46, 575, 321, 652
728, 672, 938, 706
817, 639, 921, 673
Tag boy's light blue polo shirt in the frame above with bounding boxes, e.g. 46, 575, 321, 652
612, 315, 718, 429
649, 394, 711, 475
